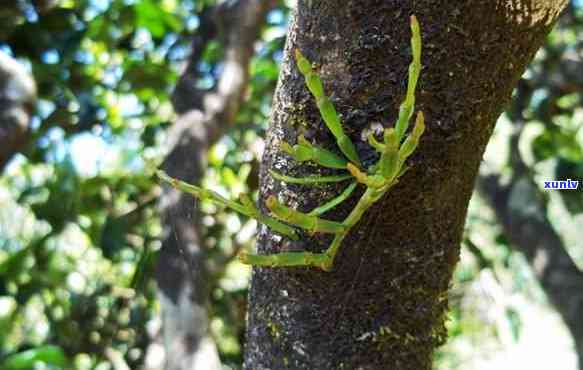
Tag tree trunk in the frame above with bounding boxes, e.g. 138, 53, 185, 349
244, 1, 568, 369
156, 1, 272, 369
0, 52, 36, 172
480, 173, 583, 370
479, 77, 583, 370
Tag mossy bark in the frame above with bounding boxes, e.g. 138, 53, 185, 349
244, 1, 567, 369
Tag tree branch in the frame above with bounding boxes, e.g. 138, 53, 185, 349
477, 72, 583, 368
478, 172, 583, 368
155, 1, 274, 369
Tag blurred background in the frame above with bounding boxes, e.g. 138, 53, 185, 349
0, 1, 581, 369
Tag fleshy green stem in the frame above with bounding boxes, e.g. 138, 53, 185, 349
157, 170, 299, 240
281, 136, 348, 169
395, 15, 422, 141
269, 170, 352, 184
158, 15, 426, 272
238, 250, 330, 270
308, 182, 358, 216
266, 196, 347, 234
295, 49, 362, 166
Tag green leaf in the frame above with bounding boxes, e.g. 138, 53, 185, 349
0, 345, 67, 369
131, 249, 159, 292
135, 0, 166, 38
0, 248, 30, 277
532, 129, 583, 162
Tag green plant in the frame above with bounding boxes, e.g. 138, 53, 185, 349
158, 15, 425, 271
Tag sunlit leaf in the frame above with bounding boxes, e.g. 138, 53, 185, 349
0, 345, 67, 369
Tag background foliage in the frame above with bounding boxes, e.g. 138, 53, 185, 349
0, 1, 580, 369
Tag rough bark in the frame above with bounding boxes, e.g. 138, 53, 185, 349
0, 52, 36, 172
155, 1, 273, 369
244, 1, 568, 369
